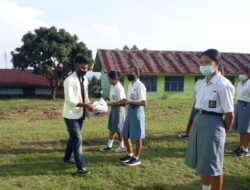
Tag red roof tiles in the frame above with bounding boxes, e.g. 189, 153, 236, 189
94, 49, 250, 74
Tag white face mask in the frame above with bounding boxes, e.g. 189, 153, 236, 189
239, 75, 248, 81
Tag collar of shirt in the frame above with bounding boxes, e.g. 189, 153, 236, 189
131, 78, 140, 86
205, 72, 221, 85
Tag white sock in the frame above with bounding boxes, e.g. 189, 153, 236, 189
134, 156, 139, 160
241, 145, 244, 149
243, 147, 249, 152
202, 185, 211, 190
107, 139, 113, 148
119, 141, 124, 148
128, 153, 133, 157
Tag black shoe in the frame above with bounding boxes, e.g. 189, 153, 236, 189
236, 149, 249, 157
232, 147, 242, 154
120, 155, 133, 163
63, 158, 75, 164
124, 157, 141, 166
77, 168, 91, 176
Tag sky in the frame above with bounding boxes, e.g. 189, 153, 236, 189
1, 0, 250, 75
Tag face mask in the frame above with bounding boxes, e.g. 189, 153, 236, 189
127, 74, 136, 81
77, 70, 87, 76
239, 74, 248, 81
199, 65, 214, 76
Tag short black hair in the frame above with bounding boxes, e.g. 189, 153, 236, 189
129, 64, 142, 75
108, 70, 120, 80
75, 54, 89, 65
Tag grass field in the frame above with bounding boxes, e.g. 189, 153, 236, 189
0, 98, 249, 190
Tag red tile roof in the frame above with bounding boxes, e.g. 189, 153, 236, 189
94, 49, 250, 74
0, 69, 50, 87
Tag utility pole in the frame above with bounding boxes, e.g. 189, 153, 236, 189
4, 51, 7, 69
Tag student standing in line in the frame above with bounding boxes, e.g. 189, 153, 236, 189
179, 79, 202, 138
100, 71, 126, 152
119, 65, 147, 166
62, 55, 93, 176
185, 49, 235, 190
232, 66, 250, 157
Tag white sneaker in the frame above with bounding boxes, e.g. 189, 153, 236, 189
115, 146, 125, 152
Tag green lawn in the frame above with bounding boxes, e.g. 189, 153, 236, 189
0, 98, 249, 190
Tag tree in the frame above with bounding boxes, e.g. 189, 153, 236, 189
123, 45, 130, 50
11, 26, 93, 99
131, 45, 139, 51
88, 76, 102, 98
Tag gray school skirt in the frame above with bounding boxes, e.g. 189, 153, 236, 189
185, 112, 226, 176
108, 106, 126, 133
232, 101, 250, 133
122, 105, 145, 141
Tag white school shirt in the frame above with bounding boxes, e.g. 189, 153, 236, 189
236, 79, 250, 102
109, 81, 126, 102
127, 79, 147, 102
194, 79, 203, 98
63, 71, 90, 119
194, 72, 235, 113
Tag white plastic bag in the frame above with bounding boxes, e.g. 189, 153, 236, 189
93, 98, 108, 114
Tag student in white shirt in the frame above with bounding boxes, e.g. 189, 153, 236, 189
232, 66, 250, 157
100, 71, 126, 152
185, 49, 235, 190
62, 55, 94, 176
119, 65, 147, 166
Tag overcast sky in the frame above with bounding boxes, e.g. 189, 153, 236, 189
1, 0, 250, 71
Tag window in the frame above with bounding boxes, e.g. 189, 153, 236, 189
225, 76, 235, 85
165, 76, 184, 92
140, 76, 157, 92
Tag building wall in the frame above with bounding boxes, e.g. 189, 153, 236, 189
122, 75, 196, 99
100, 70, 240, 100
101, 70, 110, 97
0, 88, 23, 95
35, 88, 51, 95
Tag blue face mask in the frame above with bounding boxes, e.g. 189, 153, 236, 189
239, 75, 248, 81
200, 65, 214, 76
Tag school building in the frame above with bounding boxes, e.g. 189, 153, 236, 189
0, 69, 63, 97
93, 49, 250, 99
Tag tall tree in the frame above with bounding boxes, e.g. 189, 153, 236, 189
131, 45, 139, 51
11, 26, 93, 99
123, 45, 130, 50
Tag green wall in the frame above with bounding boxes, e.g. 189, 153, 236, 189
118, 75, 195, 99
100, 72, 239, 100
101, 70, 110, 97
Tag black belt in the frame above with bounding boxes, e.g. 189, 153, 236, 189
199, 110, 223, 116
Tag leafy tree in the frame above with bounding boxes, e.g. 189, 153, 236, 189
123, 45, 130, 50
131, 45, 139, 51
88, 76, 102, 98
11, 26, 93, 99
